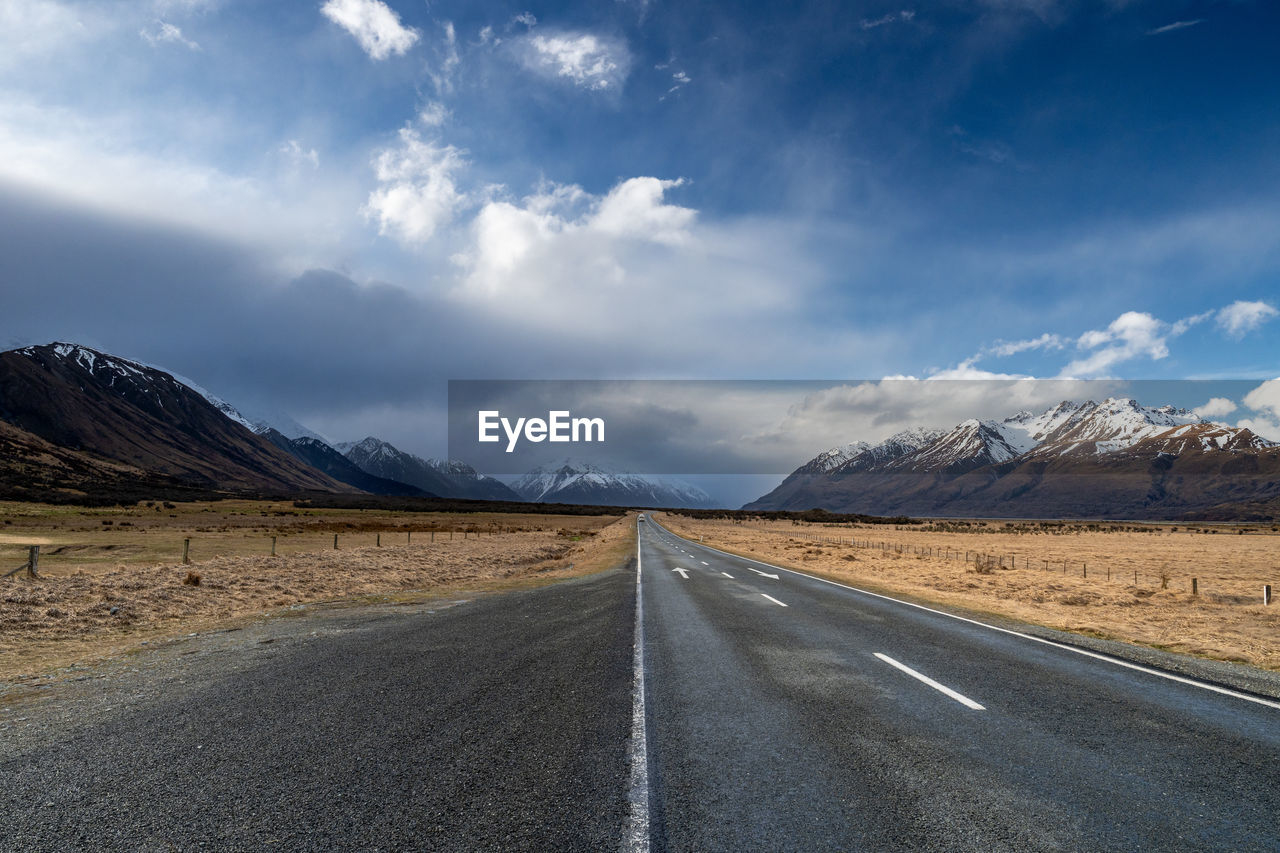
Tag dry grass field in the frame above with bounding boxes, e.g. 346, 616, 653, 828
659, 513, 1280, 671
0, 500, 635, 680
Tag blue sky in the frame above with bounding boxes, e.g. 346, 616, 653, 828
1, 0, 1277, 462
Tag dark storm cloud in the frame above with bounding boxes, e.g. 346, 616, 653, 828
0, 182, 681, 444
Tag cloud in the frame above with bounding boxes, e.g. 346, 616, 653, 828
140, 20, 200, 50
1243, 378, 1280, 419
591, 178, 695, 244
861, 10, 916, 30
984, 333, 1066, 358
418, 101, 450, 128
279, 139, 319, 169
429, 21, 461, 94
320, 0, 419, 60
456, 176, 694, 296
1061, 312, 1167, 377
1146, 19, 1204, 36
1238, 379, 1280, 441
363, 128, 467, 245
512, 12, 537, 28
0, 0, 101, 68
520, 31, 630, 91
1215, 300, 1278, 339
1192, 397, 1236, 419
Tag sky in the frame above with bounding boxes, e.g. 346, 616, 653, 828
1, 0, 1278, 492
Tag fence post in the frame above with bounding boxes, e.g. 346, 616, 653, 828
1264, 584, 1271, 606
1192, 577, 1198, 596
27, 545, 39, 578
1083, 563, 1087, 578
333, 534, 339, 550
271, 535, 277, 556
377, 533, 381, 547
182, 538, 190, 565
431, 531, 435, 543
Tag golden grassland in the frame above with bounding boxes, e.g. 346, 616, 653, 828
658, 513, 1280, 671
0, 500, 635, 680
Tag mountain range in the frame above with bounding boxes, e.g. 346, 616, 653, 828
746, 398, 1280, 520
0, 342, 716, 509
511, 460, 715, 508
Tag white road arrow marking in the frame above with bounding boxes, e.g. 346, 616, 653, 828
874, 653, 985, 710
672, 567, 690, 579
747, 567, 779, 579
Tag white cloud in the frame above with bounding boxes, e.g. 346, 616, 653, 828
320, 0, 419, 60
861, 10, 916, 29
592, 178, 695, 244
513, 12, 537, 28
0, 0, 102, 68
1147, 19, 1204, 36
1059, 311, 1170, 377
1238, 380, 1280, 442
985, 332, 1065, 358
279, 139, 319, 169
428, 21, 460, 94
521, 31, 629, 91
1192, 397, 1236, 419
140, 20, 199, 50
1215, 300, 1278, 339
1169, 309, 1213, 335
455, 176, 694, 294
363, 128, 467, 245
418, 101, 450, 128
1243, 378, 1280, 419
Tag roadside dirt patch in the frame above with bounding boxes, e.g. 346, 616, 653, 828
1, 510, 635, 680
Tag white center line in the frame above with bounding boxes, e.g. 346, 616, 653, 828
700, 561, 709, 566
721, 571, 734, 578
626, 524, 650, 852
761, 593, 788, 607
875, 653, 985, 710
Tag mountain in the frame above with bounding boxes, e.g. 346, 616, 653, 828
260, 432, 431, 497
337, 436, 521, 501
0, 343, 348, 498
511, 459, 715, 508
746, 397, 1280, 520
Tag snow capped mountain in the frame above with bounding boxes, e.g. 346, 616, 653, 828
747, 396, 1279, 518
908, 419, 1024, 472
339, 436, 521, 501
21, 342, 187, 406
511, 459, 715, 508
797, 441, 871, 473
1021, 397, 1201, 456
818, 427, 946, 474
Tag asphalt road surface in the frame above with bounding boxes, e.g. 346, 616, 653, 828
3, 518, 1278, 851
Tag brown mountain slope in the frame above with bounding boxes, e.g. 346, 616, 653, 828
0, 343, 346, 495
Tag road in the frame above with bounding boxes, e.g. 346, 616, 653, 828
635, 517, 1280, 851
2, 517, 1278, 851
